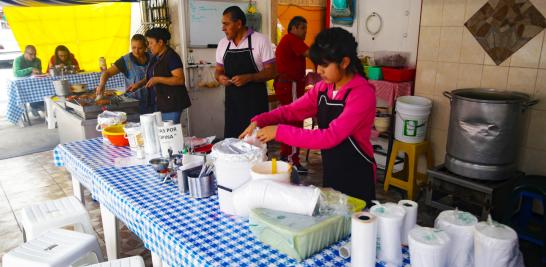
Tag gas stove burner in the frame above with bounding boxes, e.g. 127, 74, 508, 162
425, 165, 523, 220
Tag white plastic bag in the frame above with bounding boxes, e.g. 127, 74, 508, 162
233, 180, 321, 217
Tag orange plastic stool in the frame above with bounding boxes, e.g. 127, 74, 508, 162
384, 140, 434, 200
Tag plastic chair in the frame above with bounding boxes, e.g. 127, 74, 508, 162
87, 256, 145, 267
383, 140, 433, 200
503, 175, 546, 263
2, 228, 104, 267
21, 196, 95, 241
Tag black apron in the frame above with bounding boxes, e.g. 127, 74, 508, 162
317, 88, 376, 205
223, 34, 269, 138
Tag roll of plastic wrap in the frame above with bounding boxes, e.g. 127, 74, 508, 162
370, 202, 405, 266
140, 114, 160, 155
434, 209, 477, 267
474, 217, 524, 267
232, 180, 320, 217
350, 212, 377, 267
408, 227, 450, 267
398, 199, 418, 245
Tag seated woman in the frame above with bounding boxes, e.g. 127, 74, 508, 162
95, 34, 151, 114
48, 45, 80, 73
144, 27, 191, 123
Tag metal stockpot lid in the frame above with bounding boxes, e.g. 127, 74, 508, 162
447, 88, 531, 104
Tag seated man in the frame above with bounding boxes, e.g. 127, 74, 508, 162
13, 45, 44, 117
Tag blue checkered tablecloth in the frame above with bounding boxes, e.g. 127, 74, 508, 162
5, 72, 125, 124
93, 165, 411, 267
53, 138, 132, 196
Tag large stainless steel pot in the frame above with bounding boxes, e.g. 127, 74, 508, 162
443, 89, 537, 180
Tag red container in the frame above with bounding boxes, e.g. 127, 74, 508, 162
381, 67, 416, 82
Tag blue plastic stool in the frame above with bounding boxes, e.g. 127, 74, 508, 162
503, 175, 546, 263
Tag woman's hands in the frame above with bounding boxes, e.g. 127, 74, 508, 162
145, 77, 159, 88
239, 122, 278, 143
256, 126, 278, 143
239, 121, 258, 139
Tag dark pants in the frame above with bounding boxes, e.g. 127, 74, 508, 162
30, 101, 44, 110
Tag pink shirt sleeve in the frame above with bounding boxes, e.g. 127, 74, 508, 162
251, 82, 323, 126
275, 83, 376, 150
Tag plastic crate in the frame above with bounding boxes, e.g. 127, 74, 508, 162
382, 67, 416, 82
367, 66, 383, 80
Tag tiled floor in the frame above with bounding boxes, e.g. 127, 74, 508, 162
0, 150, 152, 266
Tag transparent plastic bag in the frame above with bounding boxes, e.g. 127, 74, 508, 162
317, 188, 353, 217
197, 66, 219, 88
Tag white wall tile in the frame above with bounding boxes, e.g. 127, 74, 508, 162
525, 109, 546, 151
465, 0, 488, 21
518, 148, 546, 175
435, 62, 459, 95
534, 69, 546, 110
442, 0, 466, 26
415, 61, 438, 96
421, 0, 444, 26
418, 27, 441, 61
481, 65, 509, 89
438, 27, 463, 62
510, 31, 544, 68
457, 64, 483, 88
507, 67, 538, 96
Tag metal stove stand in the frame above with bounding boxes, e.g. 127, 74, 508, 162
425, 164, 523, 220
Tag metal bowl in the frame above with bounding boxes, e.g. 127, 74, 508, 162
149, 158, 169, 172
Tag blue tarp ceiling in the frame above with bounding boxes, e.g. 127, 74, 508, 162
0, 0, 137, 6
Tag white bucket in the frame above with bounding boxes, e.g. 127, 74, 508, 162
211, 138, 266, 215
395, 96, 432, 143
250, 161, 291, 183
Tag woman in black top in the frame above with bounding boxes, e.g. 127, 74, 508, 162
144, 28, 191, 123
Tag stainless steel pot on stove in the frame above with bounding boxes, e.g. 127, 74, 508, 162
443, 88, 538, 180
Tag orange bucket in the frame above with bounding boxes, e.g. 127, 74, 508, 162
102, 124, 129, 146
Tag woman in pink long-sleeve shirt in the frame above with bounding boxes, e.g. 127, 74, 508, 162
240, 28, 376, 204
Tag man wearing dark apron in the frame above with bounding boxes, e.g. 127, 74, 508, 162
222, 35, 269, 138
215, 6, 276, 138
317, 88, 376, 205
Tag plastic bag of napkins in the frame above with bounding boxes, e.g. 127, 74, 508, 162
249, 205, 351, 261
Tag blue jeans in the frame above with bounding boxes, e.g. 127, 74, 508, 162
161, 111, 181, 124
30, 101, 44, 110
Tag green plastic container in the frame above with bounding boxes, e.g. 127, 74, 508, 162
367, 66, 383, 80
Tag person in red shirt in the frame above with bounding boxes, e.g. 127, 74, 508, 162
274, 16, 310, 174
47, 45, 80, 73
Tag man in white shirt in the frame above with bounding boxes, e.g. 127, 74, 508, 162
215, 6, 276, 138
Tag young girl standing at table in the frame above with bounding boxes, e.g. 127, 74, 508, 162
240, 27, 377, 204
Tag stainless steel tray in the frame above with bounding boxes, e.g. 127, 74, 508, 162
65, 96, 140, 119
